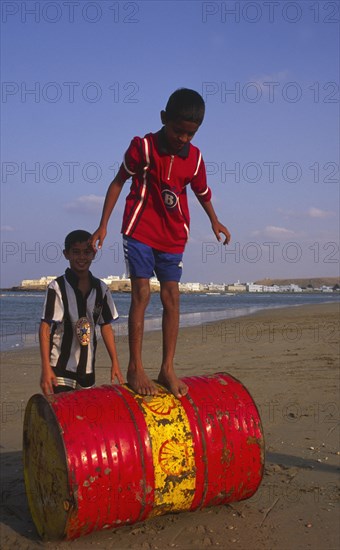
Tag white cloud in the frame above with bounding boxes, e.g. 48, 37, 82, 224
252, 225, 296, 238
64, 195, 104, 214
250, 70, 290, 91
266, 225, 295, 235
277, 207, 336, 220
308, 207, 334, 219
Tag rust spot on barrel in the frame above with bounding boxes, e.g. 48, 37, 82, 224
247, 436, 262, 446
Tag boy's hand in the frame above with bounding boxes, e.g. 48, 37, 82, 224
212, 220, 231, 245
40, 367, 57, 396
89, 227, 107, 251
111, 363, 124, 385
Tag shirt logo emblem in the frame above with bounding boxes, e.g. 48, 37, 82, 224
161, 189, 178, 209
75, 317, 91, 346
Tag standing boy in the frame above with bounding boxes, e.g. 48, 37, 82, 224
90, 89, 230, 398
40, 229, 123, 396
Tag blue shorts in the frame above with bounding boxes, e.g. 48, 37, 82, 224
123, 236, 183, 282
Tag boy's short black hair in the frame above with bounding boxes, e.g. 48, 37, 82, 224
64, 230, 92, 251
165, 88, 205, 125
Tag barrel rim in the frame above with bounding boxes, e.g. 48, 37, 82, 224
23, 392, 72, 541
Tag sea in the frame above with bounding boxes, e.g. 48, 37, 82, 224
0, 290, 339, 352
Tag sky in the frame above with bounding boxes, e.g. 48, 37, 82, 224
1, 0, 339, 287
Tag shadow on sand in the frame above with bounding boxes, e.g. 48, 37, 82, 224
1, 449, 338, 543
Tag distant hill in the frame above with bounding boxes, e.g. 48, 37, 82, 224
254, 277, 340, 288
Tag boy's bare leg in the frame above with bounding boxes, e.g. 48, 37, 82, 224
157, 281, 188, 398
127, 277, 158, 396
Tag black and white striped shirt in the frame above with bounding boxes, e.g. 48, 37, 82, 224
41, 269, 118, 382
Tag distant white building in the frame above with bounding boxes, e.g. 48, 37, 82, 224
150, 277, 160, 287
101, 275, 121, 285
263, 285, 280, 292
278, 284, 302, 292
247, 283, 263, 292
180, 282, 202, 292
21, 276, 56, 288
206, 282, 225, 292
227, 281, 247, 292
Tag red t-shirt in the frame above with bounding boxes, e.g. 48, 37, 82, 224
118, 129, 212, 253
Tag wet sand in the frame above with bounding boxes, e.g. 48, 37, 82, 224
1, 302, 339, 549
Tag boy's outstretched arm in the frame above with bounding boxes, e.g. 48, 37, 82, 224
39, 321, 57, 396
90, 172, 126, 251
100, 323, 124, 385
199, 199, 231, 245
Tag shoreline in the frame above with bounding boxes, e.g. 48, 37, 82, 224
1, 302, 339, 549
2, 287, 339, 295
3, 273, 340, 293
1, 297, 339, 354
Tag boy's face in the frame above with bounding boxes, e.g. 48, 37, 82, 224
63, 241, 95, 276
161, 111, 200, 154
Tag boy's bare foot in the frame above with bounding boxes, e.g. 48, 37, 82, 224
158, 369, 188, 399
127, 366, 158, 396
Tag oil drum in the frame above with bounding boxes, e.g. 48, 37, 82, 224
23, 372, 264, 540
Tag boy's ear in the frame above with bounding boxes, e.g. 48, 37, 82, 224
160, 110, 167, 124
63, 249, 69, 260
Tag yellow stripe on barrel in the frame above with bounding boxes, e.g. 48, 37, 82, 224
132, 386, 196, 515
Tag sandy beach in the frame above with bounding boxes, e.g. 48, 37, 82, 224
1, 302, 339, 550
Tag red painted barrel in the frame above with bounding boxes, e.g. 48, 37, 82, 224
23, 372, 264, 540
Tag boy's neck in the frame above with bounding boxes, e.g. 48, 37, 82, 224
157, 127, 190, 158
67, 268, 92, 296
77, 272, 91, 296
